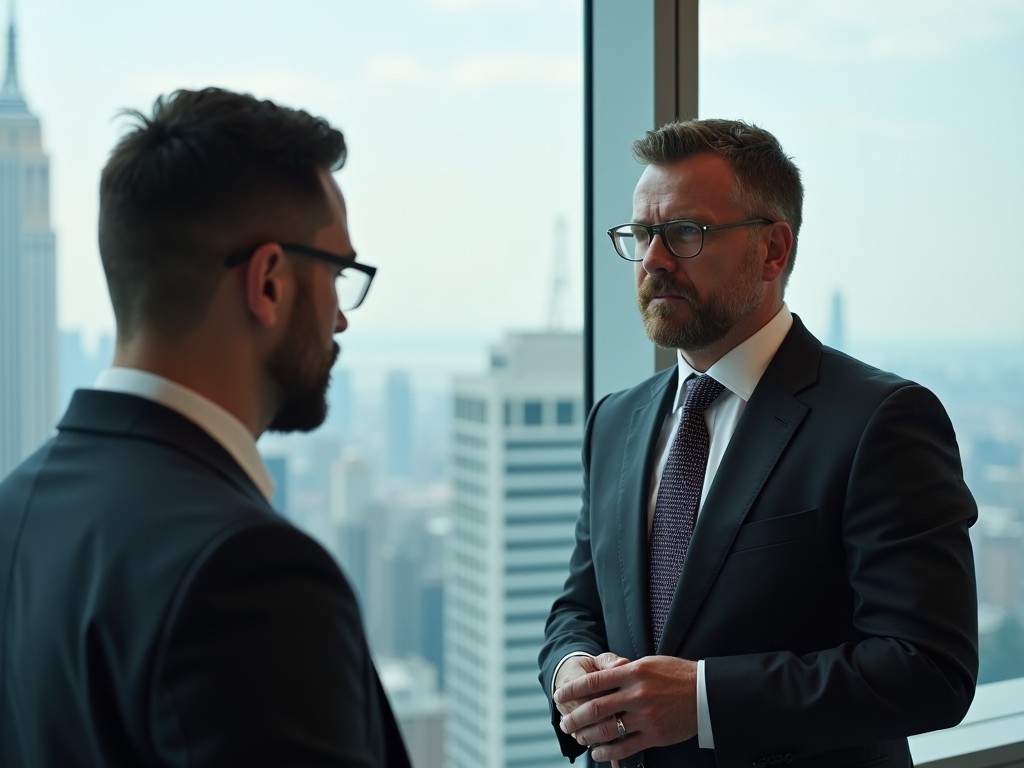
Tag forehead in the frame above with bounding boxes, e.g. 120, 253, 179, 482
632, 153, 736, 216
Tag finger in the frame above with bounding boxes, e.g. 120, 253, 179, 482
562, 695, 629, 737
569, 715, 624, 749
594, 651, 630, 669
554, 657, 595, 690
590, 734, 642, 764
554, 665, 626, 705
555, 697, 585, 718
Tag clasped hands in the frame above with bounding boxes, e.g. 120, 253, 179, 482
553, 652, 699, 764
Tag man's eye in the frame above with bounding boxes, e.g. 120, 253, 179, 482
669, 222, 701, 239
629, 226, 651, 244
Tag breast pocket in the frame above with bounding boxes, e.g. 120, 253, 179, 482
732, 508, 818, 553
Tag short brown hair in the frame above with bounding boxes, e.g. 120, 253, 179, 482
632, 119, 804, 279
98, 87, 347, 339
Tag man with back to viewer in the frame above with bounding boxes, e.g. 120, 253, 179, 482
0, 86, 411, 767
539, 118, 979, 768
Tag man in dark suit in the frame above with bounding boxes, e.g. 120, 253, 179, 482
0, 87, 410, 767
539, 119, 978, 768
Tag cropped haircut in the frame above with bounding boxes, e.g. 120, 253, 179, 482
98, 87, 347, 339
631, 119, 804, 280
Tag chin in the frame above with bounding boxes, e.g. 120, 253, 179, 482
267, 376, 331, 434
642, 313, 685, 347
267, 400, 328, 434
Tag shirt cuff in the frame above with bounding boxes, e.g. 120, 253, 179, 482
697, 658, 714, 748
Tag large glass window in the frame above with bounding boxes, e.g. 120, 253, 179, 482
19, 2, 584, 766
700, 0, 1024, 689
586, 2, 1022, 764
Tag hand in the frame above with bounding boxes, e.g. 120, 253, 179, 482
554, 655, 699, 764
553, 652, 630, 719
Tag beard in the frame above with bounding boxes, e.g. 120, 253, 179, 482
266, 282, 339, 434
637, 254, 764, 353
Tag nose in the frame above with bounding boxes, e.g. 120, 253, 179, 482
641, 232, 678, 275
334, 307, 348, 334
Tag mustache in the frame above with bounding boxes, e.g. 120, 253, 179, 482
638, 276, 696, 306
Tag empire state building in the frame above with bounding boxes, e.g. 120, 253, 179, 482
0, 12, 56, 476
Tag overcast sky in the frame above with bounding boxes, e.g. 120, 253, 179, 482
12, 0, 1024, 347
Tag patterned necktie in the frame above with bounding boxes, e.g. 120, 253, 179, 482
649, 374, 725, 645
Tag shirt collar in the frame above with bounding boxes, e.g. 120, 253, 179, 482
673, 304, 794, 410
93, 367, 275, 502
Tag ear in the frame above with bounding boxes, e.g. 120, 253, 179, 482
761, 221, 794, 283
243, 242, 292, 329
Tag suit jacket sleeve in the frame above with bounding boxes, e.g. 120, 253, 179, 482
705, 384, 978, 763
539, 395, 613, 762
149, 521, 406, 767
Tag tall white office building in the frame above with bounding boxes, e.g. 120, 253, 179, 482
446, 331, 583, 768
0, 10, 57, 476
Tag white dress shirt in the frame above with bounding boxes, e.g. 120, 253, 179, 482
93, 367, 275, 502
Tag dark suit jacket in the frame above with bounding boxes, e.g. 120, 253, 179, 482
539, 316, 978, 768
0, 389, 411, 767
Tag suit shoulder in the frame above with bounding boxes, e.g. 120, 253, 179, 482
178, 516, 348, 600
805, 346, 958, 432
818, 345, 919, 396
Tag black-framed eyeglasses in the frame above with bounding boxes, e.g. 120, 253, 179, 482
224, 242, 377, 311
607, 217, 773, 261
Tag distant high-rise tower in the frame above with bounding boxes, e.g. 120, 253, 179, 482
0, 9, 57, 476
446, 331, 583, 768
827, 289, 846, 351
325, 365, 354, 438
385, 370, 413, 479
330, 453, 376, 608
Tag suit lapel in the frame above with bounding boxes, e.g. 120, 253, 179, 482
657, 317, 821, 655
616, 367, 676, 659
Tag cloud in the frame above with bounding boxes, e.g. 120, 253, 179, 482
126, 68, 354, 115
701, 0, 1024, 63
802, 109, 936, 141
366, 54, 436, 87
448, 52, 581, 91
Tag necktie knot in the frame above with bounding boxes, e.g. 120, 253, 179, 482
683, 374, 725, 417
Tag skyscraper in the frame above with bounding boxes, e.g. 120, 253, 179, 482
827, 289, 846, 352
331, 453, 376, 609
385, 369, 414, 479
446, 331, 583, 768
0, 9, 57, 476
